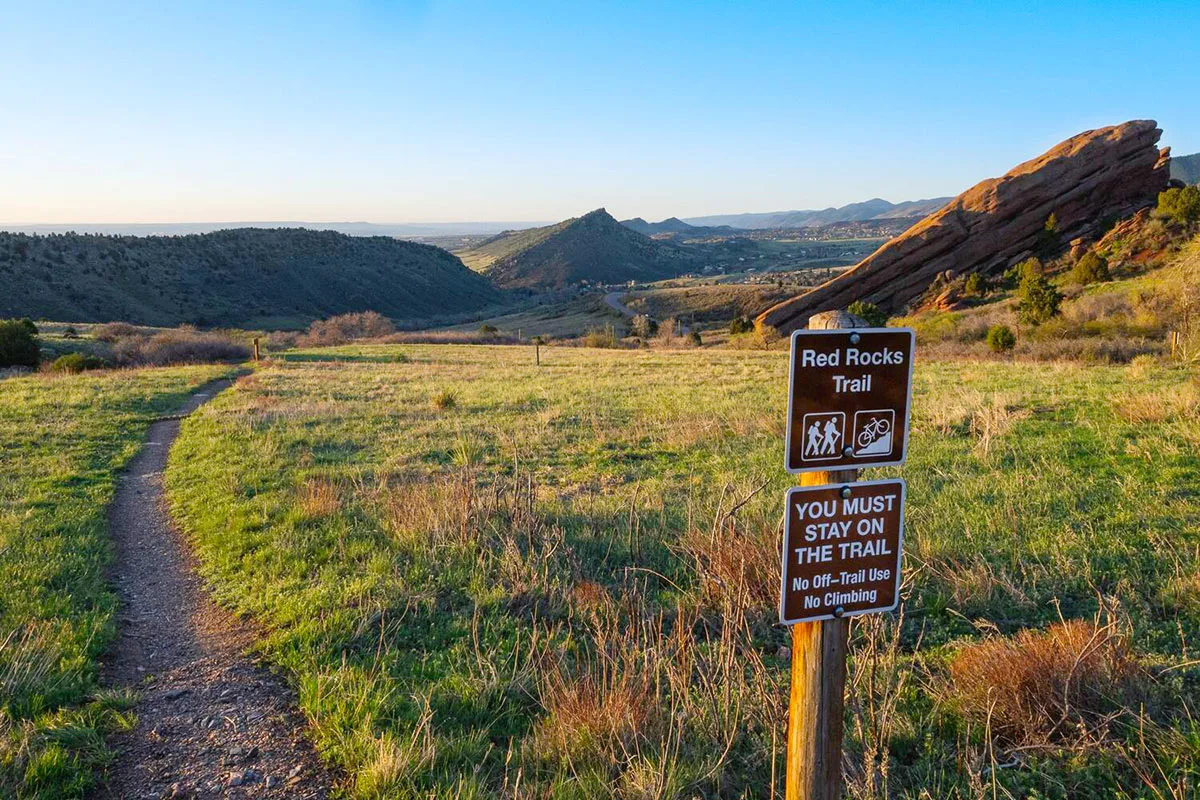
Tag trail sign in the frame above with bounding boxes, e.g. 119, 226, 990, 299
779, 478, 905, 625
785, 327, 915, 473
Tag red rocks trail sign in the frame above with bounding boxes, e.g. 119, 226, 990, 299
779, 479, 905, 624
785, 327, 915, 472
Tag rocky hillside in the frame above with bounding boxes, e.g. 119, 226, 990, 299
758, 120, 1170, 334
0, 227, 501, 327
460, 209, 698, 289
1172, 152, 1200, 184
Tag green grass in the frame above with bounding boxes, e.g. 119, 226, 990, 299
0, 365, 234, 798
166, 345, 1199, 798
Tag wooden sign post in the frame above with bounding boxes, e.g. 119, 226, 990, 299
782, 311, 914, 800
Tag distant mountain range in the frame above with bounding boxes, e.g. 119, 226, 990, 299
1172, 152, 1200, 185
0, 228, 500, 327
680, 197, 952, 230
0, 221, 554, 238
457, 209, 697, 289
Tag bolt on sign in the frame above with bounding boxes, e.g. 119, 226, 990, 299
780, 479, 906, 624
785, 328, 916, 473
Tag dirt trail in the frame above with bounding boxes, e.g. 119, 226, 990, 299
98, 379, 335, 800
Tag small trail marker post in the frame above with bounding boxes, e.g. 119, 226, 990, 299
782, 311, 914, 800
253, 337, 261, 362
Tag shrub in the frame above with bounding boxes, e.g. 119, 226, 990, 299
582, 327, 618, 348
1155, 185, 1200, 226
630, 314, 658, 339
49, 353, 105, 373
1036, 212, 1061, 257
948, 619, 1145, 746
18, 318, 38, 335
298, 311, 396, 347
729, 316, 755, 335
986, 324, 1016, 353
478, 324, 499, 334
62, 326, 79, 339
0, 319, 40, 367
846, 300, 887, 328
111, 328, 251, 366
431, 389, 458, 410
1016, 268, 1062, 325
1070, 251, 1110, 285
963, 272, 986, 296
688, 331, 702, 347
94, 321, 140, 342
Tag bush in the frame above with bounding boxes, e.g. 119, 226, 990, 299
18, 318, 37, 335
49, 353, 105, 373
729, 316, 755, 335
1155, 186, 1200, 226
963, 272, 986, 296
94, 321, 140, 342
111, 328, 251, 366
1036, 212, 1061, 257
986, 324, 1016, 353
845, 300, 887, 328
1070, 251, 1111, 285
688, 331, 702, 347
630, 314, 658, 339
0, 319, 40, 367
298, 311, 396, 347
948, 619, 1145, 747
431, 389, 458, 410
478, 324, 499, 335
582, 327, 619, 348
1016, 267, 1062, 325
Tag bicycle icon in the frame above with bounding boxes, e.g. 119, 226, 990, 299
853, 410, 895, 457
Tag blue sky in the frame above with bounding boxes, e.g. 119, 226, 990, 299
2, 0, 1196, 223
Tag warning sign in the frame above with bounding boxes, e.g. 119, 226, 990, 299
779, 479, 905, 625
785, 328, 915, 473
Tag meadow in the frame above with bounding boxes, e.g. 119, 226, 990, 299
163, 344, 1199, 798
0, 365, 235, 797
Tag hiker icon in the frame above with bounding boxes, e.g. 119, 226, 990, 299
853, 409, 895, 457
799, 412, 845, 461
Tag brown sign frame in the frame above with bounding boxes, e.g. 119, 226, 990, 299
785, 327, 915, 473
779, 478, 906, 625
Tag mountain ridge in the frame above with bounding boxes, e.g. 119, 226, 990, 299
0, 227, 501, 327
1172, 152, 1200, 184
681, 197, 952, 229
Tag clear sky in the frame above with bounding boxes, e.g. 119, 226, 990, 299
2, 0, 1196, 224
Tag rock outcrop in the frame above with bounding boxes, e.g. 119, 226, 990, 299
757, 120, 1170, 335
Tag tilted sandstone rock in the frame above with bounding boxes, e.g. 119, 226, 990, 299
757, 120, 1170, 335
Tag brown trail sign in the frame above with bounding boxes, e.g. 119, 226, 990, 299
780, 479, 905, 624
786, 327, 915, 473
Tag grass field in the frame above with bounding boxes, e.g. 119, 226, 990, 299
164, 345, 1199, 798
0, 365, 235, 798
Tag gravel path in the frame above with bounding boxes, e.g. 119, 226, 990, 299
97, 379, 336, 800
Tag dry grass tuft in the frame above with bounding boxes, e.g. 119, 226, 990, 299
431, 389, 458, 410
1113, 381, 1200, 424
298, 478, 342, 518
948, 618, 1146, 747
970, 397, 1031, 457
530, 669, 652, 766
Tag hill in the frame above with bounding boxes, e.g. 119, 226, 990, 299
0, 227, 501, 328
1171, 152, 1200, 184
459, 208, 699, 289
681, 197, 951, 229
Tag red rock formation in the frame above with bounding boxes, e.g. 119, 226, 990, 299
758, 120, 1170, 335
